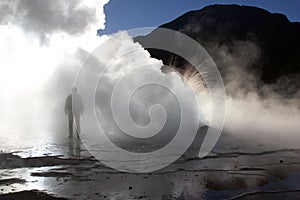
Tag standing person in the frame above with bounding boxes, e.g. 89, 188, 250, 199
64, 87, 84, 138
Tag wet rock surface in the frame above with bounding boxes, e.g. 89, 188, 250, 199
1, 134, 300, 200
0, 190, 68, 200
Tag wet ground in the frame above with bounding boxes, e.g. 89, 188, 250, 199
1, 132, 300, 200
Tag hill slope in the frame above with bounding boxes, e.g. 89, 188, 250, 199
135, 5, 300, 96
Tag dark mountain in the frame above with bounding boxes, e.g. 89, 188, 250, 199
135, 5, 300, 96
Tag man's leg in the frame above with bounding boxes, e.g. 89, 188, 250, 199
68, 137, 74, 157
74, 114, 80, 136
75, 137, 81, 157
68, 114, 73, 137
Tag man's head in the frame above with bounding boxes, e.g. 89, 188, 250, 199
72, 87, 78, 94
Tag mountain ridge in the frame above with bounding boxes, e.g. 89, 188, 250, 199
135, 4, 300, 96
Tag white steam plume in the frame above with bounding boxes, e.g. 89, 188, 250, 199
209, 40, 300, 150
0, 0, 110, 144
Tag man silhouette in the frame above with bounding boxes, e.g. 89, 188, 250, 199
64, 87, 84, 137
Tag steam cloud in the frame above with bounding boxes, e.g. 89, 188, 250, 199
207, 40, 300, 150
0, 0, 209, 153
0, 0, 109, 144
76, 31, 209, 153
0, 0, 109, 44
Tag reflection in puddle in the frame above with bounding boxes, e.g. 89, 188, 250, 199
68, 137, 82, 158
0, 167, 57, 194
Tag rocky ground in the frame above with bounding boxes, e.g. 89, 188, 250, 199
1, 133, 300, 200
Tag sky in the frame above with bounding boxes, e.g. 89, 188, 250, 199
100, 0, 300, 34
